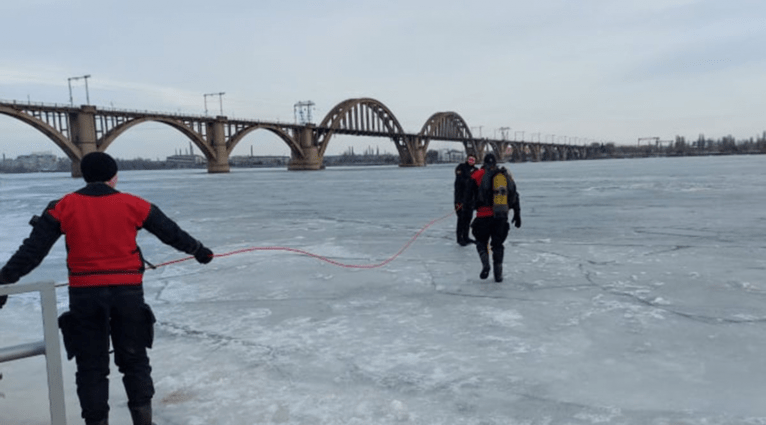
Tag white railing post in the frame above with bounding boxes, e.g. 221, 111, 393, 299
0, 281, 67, 425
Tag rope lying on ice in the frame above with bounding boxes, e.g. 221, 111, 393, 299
151, 208, 457, 270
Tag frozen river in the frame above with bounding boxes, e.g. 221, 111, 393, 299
1, 155, 765, 424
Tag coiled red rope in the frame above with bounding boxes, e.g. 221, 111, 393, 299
152, 208, 457, 270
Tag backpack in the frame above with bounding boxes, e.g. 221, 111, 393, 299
478, 167, 517, 218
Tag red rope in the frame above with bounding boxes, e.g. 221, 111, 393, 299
152, 209, 457, 270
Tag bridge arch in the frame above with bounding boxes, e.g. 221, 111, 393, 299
0, 105, 80, 160
227, 125, 302, 157
419, 111, 476, 157
419, 112, 473, 139
99, 117, 214, 159
316, 98, 406, 157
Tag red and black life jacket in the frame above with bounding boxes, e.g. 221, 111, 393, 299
47, 185, 151, 287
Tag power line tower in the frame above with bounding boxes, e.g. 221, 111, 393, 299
498, 127, 511, 140
294, 101, 315, 124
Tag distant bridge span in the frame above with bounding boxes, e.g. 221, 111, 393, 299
0, 98, 591, 177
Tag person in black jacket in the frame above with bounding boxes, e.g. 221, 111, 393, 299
0, 152, 213, 425
467, 153, 521, 282
454, 154, 477, 246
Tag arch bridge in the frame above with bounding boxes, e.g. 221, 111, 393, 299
0, 98, 591, 177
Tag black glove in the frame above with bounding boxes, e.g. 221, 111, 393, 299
194, 245, 214, 264
512, 214, 521, 228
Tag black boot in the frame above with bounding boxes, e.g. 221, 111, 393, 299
492, 247, 504, 282
129, 404, 155, 425
86, 419, 108, 425
461, 229, 474, 245
479, 252, 491, 280
493, 262, 503, 282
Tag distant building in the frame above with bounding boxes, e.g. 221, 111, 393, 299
438, 149, 465, 162
166, 154, 206, 168
229, 155, 289, 167
166, 142, 206, 168
16, 151, 59, 171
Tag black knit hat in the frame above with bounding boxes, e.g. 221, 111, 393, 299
80, 152, 118, 183
483, 153, 496, 167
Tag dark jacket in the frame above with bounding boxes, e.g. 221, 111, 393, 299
454, 162, 477, 206
0, 183, 203, 285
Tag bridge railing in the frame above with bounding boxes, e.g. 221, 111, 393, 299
1, 97, 291, 123
0, 280, 67, 425
0, 98, 73, 109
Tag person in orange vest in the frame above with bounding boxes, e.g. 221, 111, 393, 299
0, 152, 213, 425
468, 153, 521, 282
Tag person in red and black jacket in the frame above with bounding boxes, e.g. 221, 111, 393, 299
468, 153, 521, 282
0, 152, 213, 425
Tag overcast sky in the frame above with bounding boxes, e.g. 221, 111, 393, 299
1, 0, 764, 159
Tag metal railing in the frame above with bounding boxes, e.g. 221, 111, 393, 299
0, 281, 67, 425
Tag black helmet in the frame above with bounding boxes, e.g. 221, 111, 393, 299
483, 153, 496, 167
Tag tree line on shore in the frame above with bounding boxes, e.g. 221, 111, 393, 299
2, 133, 764, 173
590, 134, 766, 159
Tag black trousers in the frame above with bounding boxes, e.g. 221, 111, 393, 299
67, 285, 155, 423
471, 216, 510, 263
456, 206, 473, 244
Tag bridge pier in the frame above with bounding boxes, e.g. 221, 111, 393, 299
397, 136, 426, 167
492, 141, 514, 163
288, 126, 323, 170
69, 105, 98, 178
463, 140, 481, 159
531, 145, 542, 161
206, 117, 230, 173
475, 142, 491, 165
288, 147, 322, 170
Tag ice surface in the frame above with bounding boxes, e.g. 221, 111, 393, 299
1, 155, 766, 424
